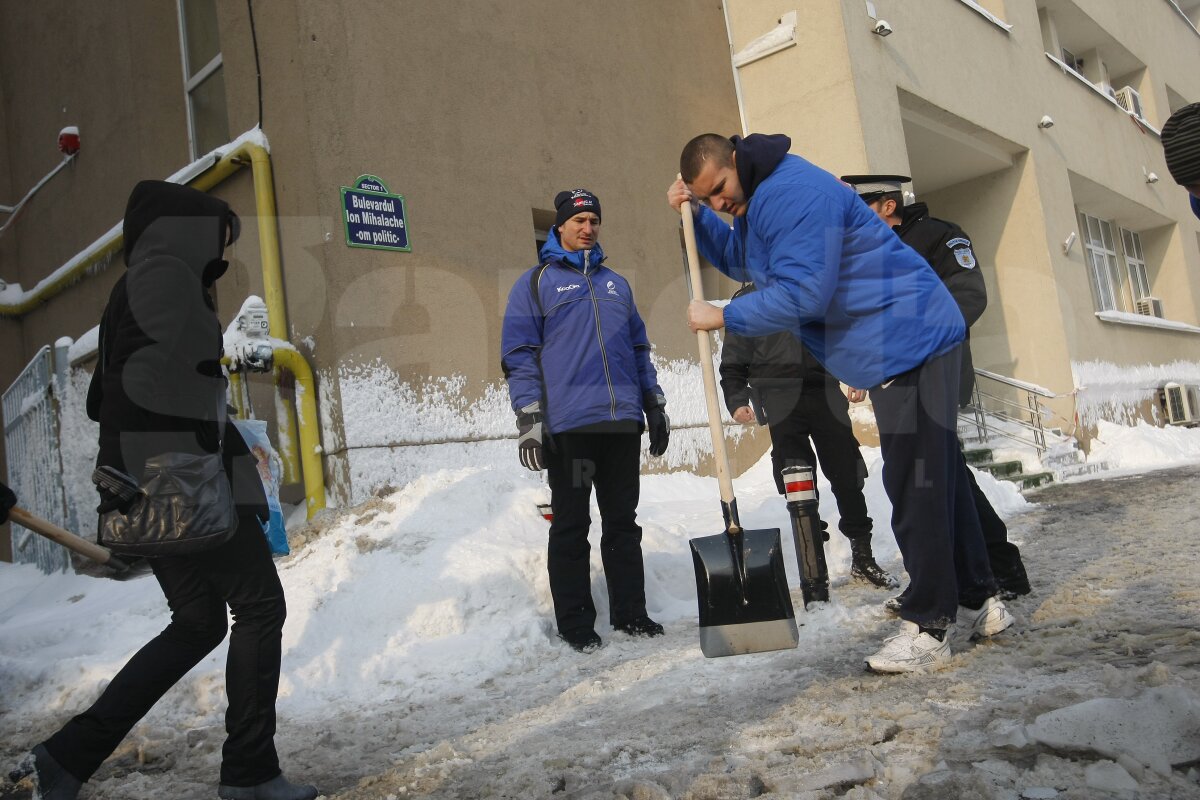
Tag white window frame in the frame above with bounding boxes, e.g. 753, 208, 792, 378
1079, 212, 1124, 312
177, 1, 224, 160
1120, 228, 1151, 301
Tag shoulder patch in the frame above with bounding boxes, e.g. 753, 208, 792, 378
946, 237, 971, 248
954, 247, 977, 269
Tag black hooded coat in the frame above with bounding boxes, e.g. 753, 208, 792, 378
86, 180, 266, 519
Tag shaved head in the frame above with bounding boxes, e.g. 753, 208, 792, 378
680, 134, 734, 183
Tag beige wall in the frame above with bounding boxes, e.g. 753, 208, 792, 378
726, 0, 1200, 408
0, 1, 744, 510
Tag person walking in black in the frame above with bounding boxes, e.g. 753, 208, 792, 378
0, 481, 15, 524
501, 188, 670, 653
719, 283, 897, 589
11, 181, 316, 800
842, 174, 1031, 600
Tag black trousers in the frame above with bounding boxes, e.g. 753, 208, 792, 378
545, 431, 646, 634
871, 345, 996, 628
964, 463, 1029, 591
760, 382, 871, 540
43, 516, 286, 788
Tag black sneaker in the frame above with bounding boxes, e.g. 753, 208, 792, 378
560, 628, 602, 652
613, 615, 665, 638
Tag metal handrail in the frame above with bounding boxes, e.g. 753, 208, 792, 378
960, 370, 1058, 454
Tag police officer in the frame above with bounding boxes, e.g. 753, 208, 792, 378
842, 175, 1031, 600
718, 283, 897, 590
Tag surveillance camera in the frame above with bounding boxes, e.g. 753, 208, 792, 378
873, 19, 893, 36
1146, 172, 1160, 184
1038, 115, 1055, 129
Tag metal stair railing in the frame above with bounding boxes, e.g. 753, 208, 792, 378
961, 368, 1058, 455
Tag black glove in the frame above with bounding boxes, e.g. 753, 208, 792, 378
516, 402, 545, 471
0, 481, 15, 525
96, 488, 136, 514
644, 392, 670, 457
92, 466, 140, 514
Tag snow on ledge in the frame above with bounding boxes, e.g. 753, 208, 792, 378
954, 0, 1012, 32
1095, 309, 1200, 335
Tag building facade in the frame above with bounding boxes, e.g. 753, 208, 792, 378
2, 0, 1199, 559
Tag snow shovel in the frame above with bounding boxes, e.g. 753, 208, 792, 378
680, 196, 798, 658
8, 506, 131, 572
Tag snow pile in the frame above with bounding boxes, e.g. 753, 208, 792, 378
1086, 419, 1200, 471
1073, 358, 1200, 427
332, 353, 754, 502
1025, 686, 1200, 776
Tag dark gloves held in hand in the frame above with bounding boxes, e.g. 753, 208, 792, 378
644, 392, 670, 457
0, 481, 15, 525
92, 466, 142, 514
517, 402, 545, 471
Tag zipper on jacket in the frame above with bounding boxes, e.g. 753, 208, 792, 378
582, 250, 618, 420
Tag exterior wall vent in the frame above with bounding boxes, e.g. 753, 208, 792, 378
1164, 383, 1198, 425
1115, 86, 1145, 118
1134, 296, 1164, 317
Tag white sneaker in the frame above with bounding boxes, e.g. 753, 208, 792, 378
958, 596, 1014, 638
864, 621, 950, 673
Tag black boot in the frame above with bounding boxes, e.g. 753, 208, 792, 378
849, 537, 899, 589
218, 774, 319, 800
8, 744, 82, 800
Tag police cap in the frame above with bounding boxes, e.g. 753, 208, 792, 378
839, 174, 910, 204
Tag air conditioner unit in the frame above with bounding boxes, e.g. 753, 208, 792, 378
1134, 296, 1164, 317
1115, 86, 1145, 119
1163, 382, 1197, 425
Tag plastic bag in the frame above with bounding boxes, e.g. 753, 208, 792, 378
231, 419, 289, 555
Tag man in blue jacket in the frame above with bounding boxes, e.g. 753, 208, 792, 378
502, 189, 670, 653
667, 134, 1011, 673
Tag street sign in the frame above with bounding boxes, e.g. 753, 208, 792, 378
341, 175, 411, 251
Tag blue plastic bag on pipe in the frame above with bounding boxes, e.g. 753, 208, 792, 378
232, 419, 289, 555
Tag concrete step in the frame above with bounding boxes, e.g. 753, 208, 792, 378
1001, 471, 1055, 492
962, 448, 994, 465
977, 460, 1025, 479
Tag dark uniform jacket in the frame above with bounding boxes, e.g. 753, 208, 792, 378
87, 180, 266, 518
894, 203, 987, 405
719, 283, 837, 421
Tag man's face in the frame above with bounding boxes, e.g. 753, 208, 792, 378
689, 158, 747, 217
558, 212, 600, 251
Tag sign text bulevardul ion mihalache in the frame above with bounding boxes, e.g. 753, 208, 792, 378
341, 175, 411, 251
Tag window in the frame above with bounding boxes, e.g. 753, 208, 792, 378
1080, 212, 1122, 311
1061, 47, 1083, 74
1078, 212, 1153, 313
178, 0, 230, 159
1120, 228, 1150, 300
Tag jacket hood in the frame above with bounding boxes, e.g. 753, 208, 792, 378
539, 229, 606, 272
731, 133, 791, 200
122, 180, 237, 286
896, 201, 930, 235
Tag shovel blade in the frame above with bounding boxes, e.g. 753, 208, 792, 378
690, 527, 799, 658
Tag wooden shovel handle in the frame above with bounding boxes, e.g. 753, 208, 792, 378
8, 506, 129, 571
680, 197, 739, 514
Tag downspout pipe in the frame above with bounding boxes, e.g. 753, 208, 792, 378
224, 349, 326, 517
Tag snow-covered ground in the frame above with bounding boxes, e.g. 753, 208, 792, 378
3, 423, 1200, 799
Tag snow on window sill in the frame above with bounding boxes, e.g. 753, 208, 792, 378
955, 0, 1012, 32
1096, 309, 1200, 334
1043, 54, 1161, 137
